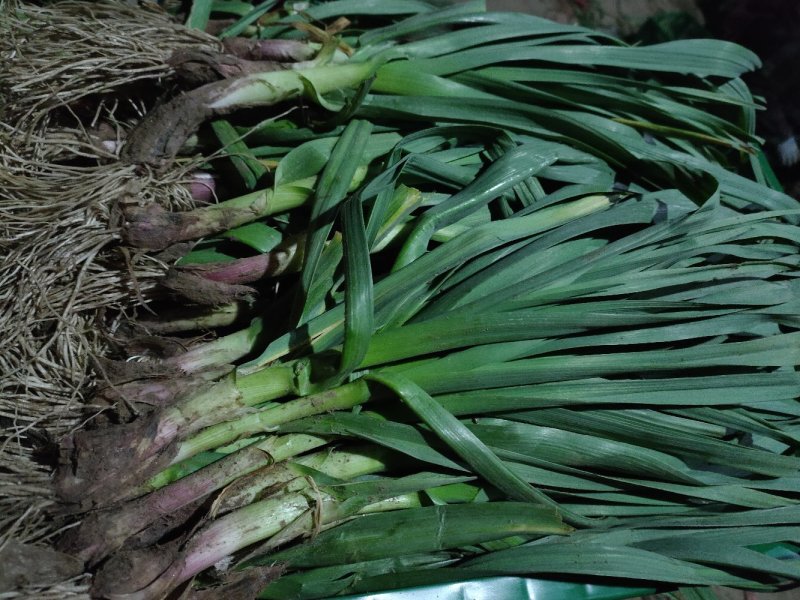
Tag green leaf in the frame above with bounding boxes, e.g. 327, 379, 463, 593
411, 39, 759, 79
219, 1, 279, 39
511, 409, 800, 478
634, 532, 800, 580
225, 222, 282, 253
211, 1, 256, 17
303, 0, 441, 21
367, 370, 592, 526
465, 419, 700, 485
461, 542, 752, 586
296, 120, 373, 324
258, 554, 458, 599
243, 190, 604, 370
394, 143, 560, 267
274, 138, 338, 188
398, 333, 800, 396
269, 502, 569, 568
362, 303, 744, 368
337, 197, 373, 380
210, 119, 268, 191
434, 372, 800, 412
186, 0, 213, 29
281, 412, 464, 472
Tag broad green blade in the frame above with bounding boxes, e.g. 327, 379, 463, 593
210, 119, 267, 190
218, 1, 279, 39
281, 412, 464, 472
185, 0, 213, 29
367, 370, 591, 526
434, 372, 800, 412
296, 120, 372, 324
397, 333, 800, 394
402, 39, 759, 79
461, 543, 752, 586
509, 410, 800, 477
241, 195, 610, 370
267, 502, 569, 568
394, 143, 561, 268
336, 197, 373, 380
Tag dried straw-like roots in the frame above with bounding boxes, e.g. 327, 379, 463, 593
0, 147, 201, 595
0, 3, 218, 597
0, 0, 220, 158
0, 148, 198, 424
0, 164, 206, 599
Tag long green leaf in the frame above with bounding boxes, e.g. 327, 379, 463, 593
296, 120, 372, 324
336, 197, 373, 380
462, 542, 752, 586
367, 370, 593, 526
269, 502, 569, 568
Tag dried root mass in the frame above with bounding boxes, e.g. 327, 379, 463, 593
0, 0, 220, 152
0, 148, 201, 586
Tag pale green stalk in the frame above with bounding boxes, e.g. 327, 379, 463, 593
170, 380, 371, 463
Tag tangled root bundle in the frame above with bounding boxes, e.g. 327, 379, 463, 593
0, 0, 221, 158
0, 151, 198, 418
0, 6, 221, 594
0, 151, 202, 570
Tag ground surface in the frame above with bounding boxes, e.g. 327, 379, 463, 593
488, 0, 702, 35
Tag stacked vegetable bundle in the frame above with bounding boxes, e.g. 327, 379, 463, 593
3, 1, 800, 599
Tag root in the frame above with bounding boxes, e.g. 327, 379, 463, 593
0, 2, 293, 596
0, 146, 204, 584
0, 501, 91, 598
0, 0, 221, 152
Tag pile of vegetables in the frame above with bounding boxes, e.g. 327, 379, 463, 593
2, 1, 799, 599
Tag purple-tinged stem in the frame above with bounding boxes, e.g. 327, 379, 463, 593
139, 301, 252, 334
57, 433, 327, 566
55, 365, 297, 509
168, 321, 262, 372
123, 182, 309, 250
92, 448, 394, 600
121, 60, 377, 166
222, 38, 317, 62
176, 236, 304, 286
